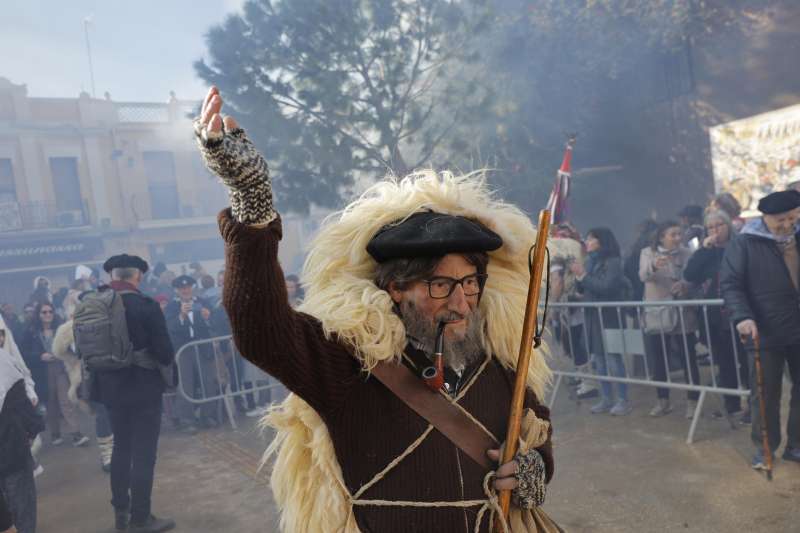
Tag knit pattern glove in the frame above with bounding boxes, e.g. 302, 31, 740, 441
193, 119, 276, 226
511, 448, 546, 509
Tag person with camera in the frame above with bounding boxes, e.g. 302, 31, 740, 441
639, 220, 701, 418
684, 210, 748, 419
164, 276, 218, 432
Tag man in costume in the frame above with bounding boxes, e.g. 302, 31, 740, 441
195, 87, 559, 532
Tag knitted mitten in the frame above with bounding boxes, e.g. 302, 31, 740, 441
193, 119, 275, 226
511, 448, 547, 509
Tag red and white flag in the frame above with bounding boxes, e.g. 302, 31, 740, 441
546, 136, 576, 224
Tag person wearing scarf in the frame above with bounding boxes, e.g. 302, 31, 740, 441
639, 220, 700, 419
721, 189, 800, 470
570, 227, 631, 416
0, 347, 45, 533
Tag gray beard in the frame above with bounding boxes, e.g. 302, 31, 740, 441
399, 300, 484, 371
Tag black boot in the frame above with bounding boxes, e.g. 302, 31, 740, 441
115, 508, 130, 531
128, 514, 176, 533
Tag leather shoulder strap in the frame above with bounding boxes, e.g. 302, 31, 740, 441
371, 361, 495, 470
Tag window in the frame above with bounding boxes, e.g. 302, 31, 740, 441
49, 157, 84, 211
0, 159, 16, 203
143, 151, 179, 219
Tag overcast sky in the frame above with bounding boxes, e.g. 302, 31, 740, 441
2, 0, 245, 102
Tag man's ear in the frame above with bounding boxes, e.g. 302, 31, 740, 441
387, 281, 404, 304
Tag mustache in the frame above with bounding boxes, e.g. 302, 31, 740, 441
437, 311, 467, 322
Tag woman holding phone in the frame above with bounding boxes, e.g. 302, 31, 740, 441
640, 220, 701, 418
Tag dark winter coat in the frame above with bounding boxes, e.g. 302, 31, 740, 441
90, 282, 175, 408
684, 246, 727, 328
1, 312, 25, 345
0, 489, 10, 531
576, 254, 628, 355
20, 327, 54, 403
165, 297, 213, 349
720, 227, 800, 349
624, 245, 647, 302
0, 379, 44, 477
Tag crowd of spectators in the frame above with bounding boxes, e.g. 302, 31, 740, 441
3, 186, 799, 530
0, 260, 299, 481
552, 187, 799, 474
550, 191, 759, 421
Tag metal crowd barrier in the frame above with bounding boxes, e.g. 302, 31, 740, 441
173, 302, 750, 442
173, 335, 285, 430
546, 299, 751, 444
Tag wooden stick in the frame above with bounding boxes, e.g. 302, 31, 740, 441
494, 209, 551, 531
752, 337, 773, 480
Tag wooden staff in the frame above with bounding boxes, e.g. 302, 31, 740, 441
752, 337, 773, 481
495, 209, 551, 531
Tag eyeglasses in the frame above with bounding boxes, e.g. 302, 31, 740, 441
424, 274, 487, 299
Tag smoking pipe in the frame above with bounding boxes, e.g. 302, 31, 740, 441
421, 321, 447, 392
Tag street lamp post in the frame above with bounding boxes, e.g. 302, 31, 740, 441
83, 16, 96, 98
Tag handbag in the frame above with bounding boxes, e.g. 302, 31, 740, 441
643, 303, 679, 334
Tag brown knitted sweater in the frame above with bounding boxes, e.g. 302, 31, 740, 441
219, 209, 554, 533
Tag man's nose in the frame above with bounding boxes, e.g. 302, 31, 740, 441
447, 284, 470, 315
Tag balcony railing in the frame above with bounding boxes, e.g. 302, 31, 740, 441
0, 200, 90, 232
116, 100, 199, 124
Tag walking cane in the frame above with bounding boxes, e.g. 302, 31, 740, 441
495, 209, 551, 532
752, 336, 773, 481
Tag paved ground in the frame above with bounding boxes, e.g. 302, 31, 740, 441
36, 382, 799, 532
36, 417, 278, 533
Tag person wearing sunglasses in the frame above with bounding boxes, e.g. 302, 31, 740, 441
21, 303, 89, 448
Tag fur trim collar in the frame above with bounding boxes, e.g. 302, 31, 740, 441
298, 170, 553, 397
263, 171, 572, 532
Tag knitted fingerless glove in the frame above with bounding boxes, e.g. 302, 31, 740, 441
193, 119, 276, 226
512, 448, 547, 509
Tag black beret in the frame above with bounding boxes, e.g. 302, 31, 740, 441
758, 190, 800, 215
103, 254, 149, 274
366, 211, 503, 263
172, 275, 197, 289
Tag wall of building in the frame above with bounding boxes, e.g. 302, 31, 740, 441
0, 78, 326, 308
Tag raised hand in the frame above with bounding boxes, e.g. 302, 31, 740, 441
196, 87, 239, 142
193, 87, 275, 225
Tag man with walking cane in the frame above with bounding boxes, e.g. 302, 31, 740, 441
721, 190, 800, 472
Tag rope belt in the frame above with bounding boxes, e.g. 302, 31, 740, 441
349, 470, 510, 533
342, 355, 512, 533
